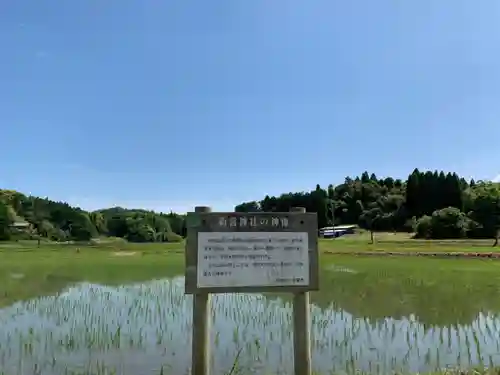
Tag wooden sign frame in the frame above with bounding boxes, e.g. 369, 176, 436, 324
185, 206, 318, 375
185, 211, 319, 294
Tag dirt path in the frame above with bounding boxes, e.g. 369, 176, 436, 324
325, 250, 500, 259
113, 251, 137, 256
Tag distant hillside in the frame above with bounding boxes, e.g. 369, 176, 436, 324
234, 169, 500, 241
0, 190, 185, 242
1, 168, 499, 243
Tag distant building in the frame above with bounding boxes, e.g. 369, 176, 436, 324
10, 221, 30, 229
319, 225, 356, 238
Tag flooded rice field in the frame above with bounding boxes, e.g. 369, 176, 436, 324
1, 276, 500, 375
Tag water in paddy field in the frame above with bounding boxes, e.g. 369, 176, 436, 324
1, 278, 500, 375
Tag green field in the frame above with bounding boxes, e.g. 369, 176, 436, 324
2, 237, 500, 374
320, 231, 500, 253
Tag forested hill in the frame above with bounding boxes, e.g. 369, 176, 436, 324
1, 169, 499, 242
235, 169, 500, 240
0, 190, 186, 242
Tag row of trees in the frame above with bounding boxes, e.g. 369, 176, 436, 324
235, 169, 500, 242
1, 169, 498, 243
0, 190, 186, 242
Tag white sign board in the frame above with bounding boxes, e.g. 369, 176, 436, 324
197, 232, 309, 288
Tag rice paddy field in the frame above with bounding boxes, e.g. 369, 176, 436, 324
1, 236, 500, 375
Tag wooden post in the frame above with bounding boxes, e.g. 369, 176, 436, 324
291, 206, 312, 375
186, 207, 318, 375
191, 206, 212, 375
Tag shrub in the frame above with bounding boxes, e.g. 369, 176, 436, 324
415, 215, 432, 238
164, 232, 183, 243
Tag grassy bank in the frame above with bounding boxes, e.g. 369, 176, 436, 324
320, 231, 499, 253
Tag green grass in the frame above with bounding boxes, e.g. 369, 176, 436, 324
316, 255, 500, 324
0, 241, 184, 307
1, 237, 500, 316
319, 231, 499, 253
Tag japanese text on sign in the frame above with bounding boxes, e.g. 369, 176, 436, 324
196, 232, 309, 288
217, 216, 289, 228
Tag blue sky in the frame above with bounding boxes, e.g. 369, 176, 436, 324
1, 1, 499, 213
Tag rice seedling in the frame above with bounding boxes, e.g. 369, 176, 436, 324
3, 243, 500, 374
0, 276, 500, 374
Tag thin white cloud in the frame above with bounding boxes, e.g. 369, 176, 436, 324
493, 174, 500, 183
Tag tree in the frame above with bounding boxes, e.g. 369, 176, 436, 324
429, 207, 471, 239
0, 190, 186, 243
2, 167, 499, 243
0, 201, 14, 240
466, 182, 500, 245
312, 184, 329, 229
415, 215, 432, 239
359, 207, 383, 243
235, 168, 498, 240
89, 212, 107, 233
235, 201, 260, 212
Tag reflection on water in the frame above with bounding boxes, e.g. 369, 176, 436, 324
0, 277, 500, 374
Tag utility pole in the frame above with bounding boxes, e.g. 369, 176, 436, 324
329, 185, 335, 233
330, 200, 334, 227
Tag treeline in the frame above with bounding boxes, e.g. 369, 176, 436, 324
1, 169, 499, 243
0, 190, 186, 242
235, 169, 500, 241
